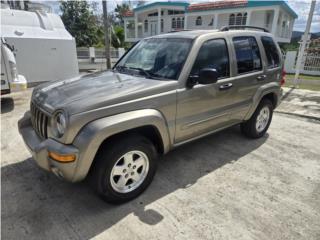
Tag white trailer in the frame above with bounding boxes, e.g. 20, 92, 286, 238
1, 8, 79, 86
1, 37, 26, 95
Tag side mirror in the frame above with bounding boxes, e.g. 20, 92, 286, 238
198, 68, 219, 85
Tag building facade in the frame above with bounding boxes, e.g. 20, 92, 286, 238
123, 0, 297, 43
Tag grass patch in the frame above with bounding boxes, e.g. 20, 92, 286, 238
286, 74, 320, 81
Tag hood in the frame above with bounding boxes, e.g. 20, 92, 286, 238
33, 71, 177, 114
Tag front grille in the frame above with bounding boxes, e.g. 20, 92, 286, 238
30, 102, 49, 139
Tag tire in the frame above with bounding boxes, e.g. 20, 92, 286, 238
90, 135, 158, 204
241, 99, 273, 139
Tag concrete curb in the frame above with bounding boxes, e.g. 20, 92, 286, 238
275, 110, 320, 122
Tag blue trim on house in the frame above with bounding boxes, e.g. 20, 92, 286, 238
134, 2, 189, 13
248, 1, 298, 18
124, 0, 298, 19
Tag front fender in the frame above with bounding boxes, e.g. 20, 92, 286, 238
71, 109, 170, 182
244, 82, 282, 121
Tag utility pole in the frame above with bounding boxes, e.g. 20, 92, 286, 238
102, 0, 111, 69
293, 0, 316, 86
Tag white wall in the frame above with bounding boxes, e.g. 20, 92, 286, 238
284, 51, 297, 73
217, 14, 229, 28
187, 15, 215, 30
251, 11, 266, 28
284, 51, 320, 76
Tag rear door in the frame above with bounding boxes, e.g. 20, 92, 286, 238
260, 36, 282, 85
228, 35, 265, 122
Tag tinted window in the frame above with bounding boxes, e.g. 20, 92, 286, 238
191, 39, 229, 78
261, 36, 280, 68
233, 36, 262, 74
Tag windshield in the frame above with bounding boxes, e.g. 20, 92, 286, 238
114, 38, 193, 80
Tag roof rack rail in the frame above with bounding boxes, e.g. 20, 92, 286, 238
220, 25, 269, 33
168, 29, 192, 33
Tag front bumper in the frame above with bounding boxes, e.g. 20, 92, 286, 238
18, 111, 79, 182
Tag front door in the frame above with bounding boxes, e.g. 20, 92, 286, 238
150, 21, 157, 36
175, 38, 236, 143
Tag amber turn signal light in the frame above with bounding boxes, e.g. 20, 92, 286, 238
48, 151, 76, 163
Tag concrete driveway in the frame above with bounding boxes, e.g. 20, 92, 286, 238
1, 89, 320, 240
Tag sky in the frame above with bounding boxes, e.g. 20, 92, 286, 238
44, 0, 320, 33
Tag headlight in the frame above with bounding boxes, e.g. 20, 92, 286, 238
9, 61, 18, 81
52, 111, 67, 137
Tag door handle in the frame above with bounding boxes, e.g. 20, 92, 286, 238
219, 83, 233, 90
257, 75, 267, 81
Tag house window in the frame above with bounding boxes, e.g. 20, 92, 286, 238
208, 17, 214, 26
144, 20, 148, 32
147, 11, 164, 17
148, 12, 157, 17
236, 13, 242, 25
172, 18, 176, 28
161, 19, 164, 32
266, 12, 271, 28
177, 17, 181, 29
168, 10, 185, 15
242, 13, 247, 25
196, 16, 202, 26
229, 13, 247, 26
182, 17, 185, 29
229, 14, 235, 25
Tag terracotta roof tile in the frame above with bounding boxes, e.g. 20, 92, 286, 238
188, 0, 248, 12
123, 10, 134, 17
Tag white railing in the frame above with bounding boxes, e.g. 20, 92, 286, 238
126, 28, 135, 38
284, 51, 320, 76
303, 54, 320, 72
277, 27, 290, 39
77, 47, 124, 60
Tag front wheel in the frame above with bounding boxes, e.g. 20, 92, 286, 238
90, 135, 158, 203
241, 99, 273, 138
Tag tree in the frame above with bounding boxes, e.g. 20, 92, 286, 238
111, 26, 125, 48
114, 3, 130, 25
60, 1, 100, 47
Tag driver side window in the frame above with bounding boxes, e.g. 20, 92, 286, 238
191, 39, 230, 79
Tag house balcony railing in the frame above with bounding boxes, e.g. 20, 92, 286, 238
277, 27, 290, 39
126, 28, 135, 39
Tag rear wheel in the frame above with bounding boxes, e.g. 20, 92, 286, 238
90, 135, 158, 203
241, 99, 273, 138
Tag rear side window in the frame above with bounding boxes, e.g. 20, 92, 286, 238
191, 39, 229, 78
233, 36, 262, 74
261, 36, 280, 68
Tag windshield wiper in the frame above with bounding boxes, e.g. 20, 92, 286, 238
126, 67, 153, 78
115, 66, 163, 79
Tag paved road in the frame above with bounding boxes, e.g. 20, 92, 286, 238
1, 89, 320, 240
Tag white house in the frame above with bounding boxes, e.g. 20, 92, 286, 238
123, 0, 297, 43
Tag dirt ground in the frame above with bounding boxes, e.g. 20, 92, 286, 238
1, 89, 320, 240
